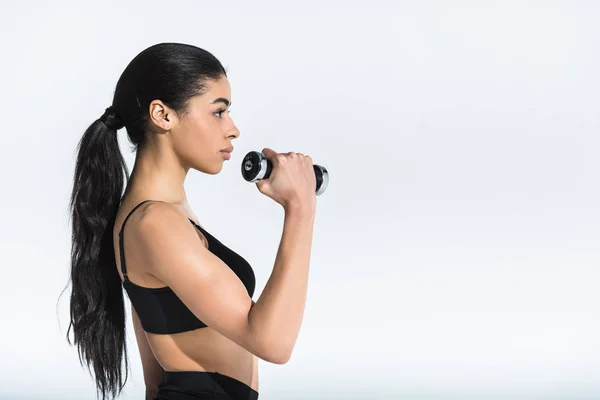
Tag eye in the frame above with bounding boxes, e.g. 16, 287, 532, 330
214, 109, 231, 118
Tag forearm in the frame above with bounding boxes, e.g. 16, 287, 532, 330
248, 206, 315, 363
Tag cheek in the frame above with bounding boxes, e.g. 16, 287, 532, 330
175, 119, 222, 164
194, 119, 221, 148
181, 118, 211, 146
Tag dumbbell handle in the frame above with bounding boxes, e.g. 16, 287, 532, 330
241, 151, 329, 196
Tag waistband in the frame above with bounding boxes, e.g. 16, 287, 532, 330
159, 370, 259, 400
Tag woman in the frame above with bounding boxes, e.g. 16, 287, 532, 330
66, 42, 317, 400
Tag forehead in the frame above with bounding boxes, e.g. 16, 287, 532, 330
199, 76, 231, 104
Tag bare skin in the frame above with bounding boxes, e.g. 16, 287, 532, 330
114, 200, 259, 398
111, 76, 317, 398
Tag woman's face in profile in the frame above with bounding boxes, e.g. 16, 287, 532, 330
172, 76, 240, 174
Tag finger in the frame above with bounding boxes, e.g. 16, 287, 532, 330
256, 179, 270, 192
261, 148, 279, 163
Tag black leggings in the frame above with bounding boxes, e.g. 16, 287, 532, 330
155, 370, 259, 400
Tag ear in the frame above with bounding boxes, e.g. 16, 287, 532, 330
148, 100, 178, 131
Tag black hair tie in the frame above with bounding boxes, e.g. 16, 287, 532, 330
99, 106, 124, 130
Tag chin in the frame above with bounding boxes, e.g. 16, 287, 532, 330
193, 155, 227, 175
206, 162, 225, 175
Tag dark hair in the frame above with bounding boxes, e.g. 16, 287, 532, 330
65, 43, 226, 400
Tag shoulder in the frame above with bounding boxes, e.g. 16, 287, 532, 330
136, 200, 184, 225
125, 201, 198, 249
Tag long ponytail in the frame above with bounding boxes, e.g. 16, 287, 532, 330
67, 107, 129, 400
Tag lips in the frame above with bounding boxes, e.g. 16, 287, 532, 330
220, 146, 233, 161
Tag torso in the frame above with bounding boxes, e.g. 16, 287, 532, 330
112, 198, 259, 391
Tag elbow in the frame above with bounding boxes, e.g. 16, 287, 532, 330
269, 345, 292, 364
246, 311, 293, 364
264, 347, 291, 365
253, 337, 292, 365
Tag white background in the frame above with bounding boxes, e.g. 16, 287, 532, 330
1, 1, 599, 399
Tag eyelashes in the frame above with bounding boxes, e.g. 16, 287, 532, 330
214, 109, 232, 118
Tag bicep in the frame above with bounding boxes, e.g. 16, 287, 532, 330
135, 203, 261, 356
131, 304, 163, 390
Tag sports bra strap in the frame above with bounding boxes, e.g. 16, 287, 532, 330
118, 200, 163, 282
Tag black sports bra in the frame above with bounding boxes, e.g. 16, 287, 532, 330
118, 200, 256, 334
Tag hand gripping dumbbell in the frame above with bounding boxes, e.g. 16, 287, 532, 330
241, 151, 329, 196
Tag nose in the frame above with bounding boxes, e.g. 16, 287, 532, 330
227, 122, 240, 139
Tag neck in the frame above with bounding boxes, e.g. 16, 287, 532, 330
124, 141, 189, 206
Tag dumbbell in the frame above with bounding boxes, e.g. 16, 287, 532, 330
241, 151, 329, 196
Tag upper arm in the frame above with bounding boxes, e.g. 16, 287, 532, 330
133, 202, 269, 360
131, 304, 163, 393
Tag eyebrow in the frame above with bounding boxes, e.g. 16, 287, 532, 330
211, 97, 231, 107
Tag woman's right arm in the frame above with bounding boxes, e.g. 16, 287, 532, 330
135, 201, 315, 364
